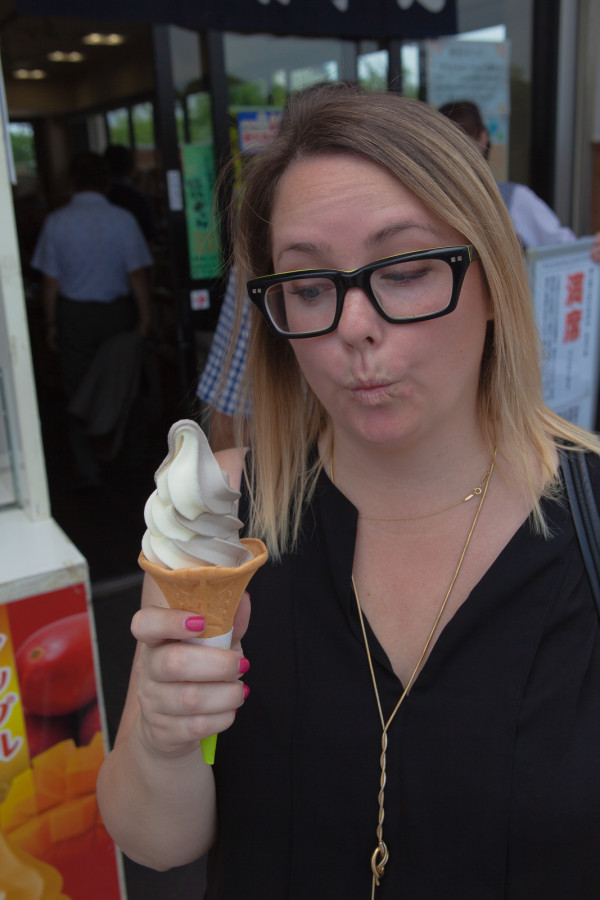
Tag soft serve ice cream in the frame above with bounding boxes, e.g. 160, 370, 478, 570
142, 418, 253, 570
138, 419, 268, 764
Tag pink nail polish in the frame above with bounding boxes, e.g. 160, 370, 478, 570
239, 657, 250, 675
243, 684, 250, 699
185, 616, 205, 632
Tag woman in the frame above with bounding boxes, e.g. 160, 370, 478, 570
98, 85, 600, 898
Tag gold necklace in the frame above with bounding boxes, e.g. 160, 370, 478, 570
331, 447, 496, 898
358, 462, 494, 521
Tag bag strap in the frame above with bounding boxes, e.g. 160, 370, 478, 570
560, 449, 600, 619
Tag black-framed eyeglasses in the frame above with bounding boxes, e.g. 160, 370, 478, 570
247, 245, 480, 339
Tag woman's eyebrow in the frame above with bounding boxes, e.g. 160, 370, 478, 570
275, 222, 446, 268
275, 241, 332, 268
366, 222, 444, 249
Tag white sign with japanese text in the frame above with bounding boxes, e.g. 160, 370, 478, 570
425, 39, 511, 177
236, 109, 283, 155
528, 238, 600, 430
426, 40, 510, 118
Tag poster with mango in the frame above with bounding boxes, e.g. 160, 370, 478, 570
0, 584, 124, 898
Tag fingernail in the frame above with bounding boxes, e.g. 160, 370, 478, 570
243, 684, 250, 699
184, 616, 205, 632
239, 657, 250, 674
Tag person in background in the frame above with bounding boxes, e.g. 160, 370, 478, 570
99, 84, 600, 898
439, 99, 600, 258
31, 151, 153, 488
196, 266, 251, 451
104, 144, 157, 243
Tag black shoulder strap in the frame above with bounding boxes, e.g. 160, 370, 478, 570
560, 449, 600, 619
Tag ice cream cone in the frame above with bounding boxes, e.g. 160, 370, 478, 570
138, 538, 268, 638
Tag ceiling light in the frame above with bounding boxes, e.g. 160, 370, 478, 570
82, 32, 125, 46
13, 68, 47, 80
48, 51, 85, 63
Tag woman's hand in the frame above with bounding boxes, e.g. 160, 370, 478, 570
97, 577, 251, 866
130, 592, 251, 760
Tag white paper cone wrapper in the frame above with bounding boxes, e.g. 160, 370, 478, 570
184, 629, 233, 650
182, 629, 235, 765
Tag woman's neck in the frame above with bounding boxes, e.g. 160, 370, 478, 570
324, 425, 495, 521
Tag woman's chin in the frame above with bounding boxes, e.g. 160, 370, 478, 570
341, 410, 424, 449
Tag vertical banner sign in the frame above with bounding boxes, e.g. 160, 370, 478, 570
528, 238, 600, 430
0, 585, 123, 899
181, 143, 222, 280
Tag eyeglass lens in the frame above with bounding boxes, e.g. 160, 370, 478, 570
263, 257, 454, 335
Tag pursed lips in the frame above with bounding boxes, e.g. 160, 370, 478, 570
348, 379, 395, 401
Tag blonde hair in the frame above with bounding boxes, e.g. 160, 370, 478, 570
228, 84, 599, 557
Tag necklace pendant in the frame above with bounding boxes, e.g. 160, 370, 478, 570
371, 841, 389, 886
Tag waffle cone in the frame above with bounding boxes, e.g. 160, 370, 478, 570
138, 538, 268, 638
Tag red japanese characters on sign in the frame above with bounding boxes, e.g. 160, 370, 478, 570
0, 665, 10, 692
562, 271, 585, 343
0, 634, 23, 764
0, 690, 17, 727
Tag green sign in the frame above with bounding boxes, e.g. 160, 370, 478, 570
181, 143, 221, 280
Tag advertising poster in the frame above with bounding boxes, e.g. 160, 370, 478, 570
235, 108, 283, 155
528, 238, 600, 430
0, 584, 123, 899
229, 107, 283, 190
181, 143, 222, 281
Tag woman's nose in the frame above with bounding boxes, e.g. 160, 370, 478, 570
336, 287, 382, 345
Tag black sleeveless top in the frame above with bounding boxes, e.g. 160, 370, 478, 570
207, 457, 600, 899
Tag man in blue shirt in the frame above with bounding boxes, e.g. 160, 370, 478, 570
32, 151, 153, 487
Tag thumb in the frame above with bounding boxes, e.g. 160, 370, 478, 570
231, 592, 251, 649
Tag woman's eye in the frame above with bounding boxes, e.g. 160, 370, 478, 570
288, 282, 331, 301
383, 266, 431, 285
